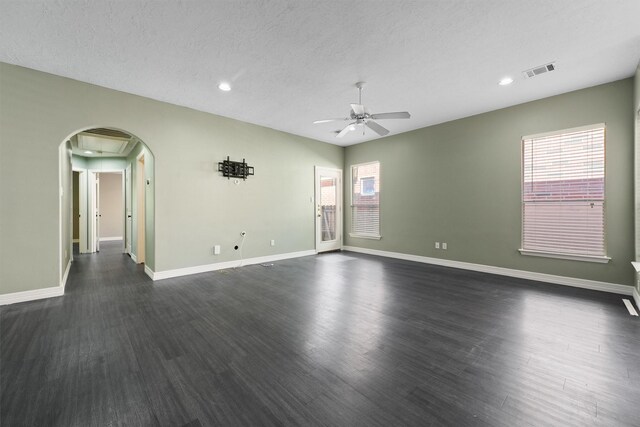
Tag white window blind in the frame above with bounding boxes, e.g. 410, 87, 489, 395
521, 124, 606, 261
351, 162, 380, 238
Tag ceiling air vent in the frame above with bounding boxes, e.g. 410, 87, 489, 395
523, 62, 556, 78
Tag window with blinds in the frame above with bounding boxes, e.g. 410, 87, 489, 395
521, 124, 608, 262
351, 162, 381, 239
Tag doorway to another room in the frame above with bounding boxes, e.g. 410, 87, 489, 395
61, 127, 154, 281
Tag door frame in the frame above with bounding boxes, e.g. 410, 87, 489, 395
88, 168, 125, 253
125, 163, 132, 255
88, 170, 99, 253
315, 166, 343, 253
135, 152, 146, 264
73, 167, 88, 253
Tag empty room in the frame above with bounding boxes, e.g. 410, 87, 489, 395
1, 1, 640, 426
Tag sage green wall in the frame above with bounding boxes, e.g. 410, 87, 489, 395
72, 154, 88, 169
0, 62, 342, 295
60, 140, 72, 282
635, 62, 640, 112
345, 78, 635, 286
634, 63, 639, 292
86, 157, 127, 171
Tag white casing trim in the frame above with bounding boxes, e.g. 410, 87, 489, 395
633, 287, 640, 312
343, 246, 634, 296
99, 236, 123, 242
0, 286, 65, 306
148, 250, 316, 281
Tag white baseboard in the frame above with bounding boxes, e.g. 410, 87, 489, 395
633, 287, 640, 311
61, 259, 71, 290
343, 246, 634, 296
144, 265, 154, 280
130, 253, 138, 263
0, 286, 65, 306
100, 236, 123, 242
149, 250, 316, 281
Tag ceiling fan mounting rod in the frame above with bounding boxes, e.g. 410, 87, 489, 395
355, 81, 365, 105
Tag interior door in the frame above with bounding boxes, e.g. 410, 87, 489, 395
95, 173, 100, 252
88, 171, 96, 253
315, 167, 342, 253
125, 164, 132, 254
78, 170, 88, 253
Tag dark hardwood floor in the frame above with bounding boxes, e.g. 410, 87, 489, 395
2, 242, 639, 426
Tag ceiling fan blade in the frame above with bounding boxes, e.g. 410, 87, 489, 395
350, 104, 365, 116
370, 111, 411, 120
313, 118, 349, 124
366, 120, 390, 136
336, 123, 355, 138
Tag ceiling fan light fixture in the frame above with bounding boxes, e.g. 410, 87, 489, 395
218, 82, 231, 92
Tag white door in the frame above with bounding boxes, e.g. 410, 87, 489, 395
125, 164, 132, 254
78, 170, 88, 253
315, 167, 342, 253
88, 171, 100, 253
95, 173, 100, 252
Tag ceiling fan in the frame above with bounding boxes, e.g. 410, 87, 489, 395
314, 82, 411, 138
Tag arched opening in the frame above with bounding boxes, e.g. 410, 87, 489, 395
58, 127, 155, 286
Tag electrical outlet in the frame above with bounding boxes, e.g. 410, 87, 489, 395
442, 243, 447, 250
214, 245, 220, 255
270, 239, 275, 246
435, 242, 440, 249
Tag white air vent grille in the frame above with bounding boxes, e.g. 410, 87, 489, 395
523, 62, 556, 78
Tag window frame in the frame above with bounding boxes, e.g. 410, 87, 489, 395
519, 123, 610, 263
349, 161, 381, 240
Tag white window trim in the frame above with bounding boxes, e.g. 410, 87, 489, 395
522, 122, 605, 140
350, 161, 381, 239
520, 123, 608, 262
518, 249, 610, 264
349, 232, 382, 240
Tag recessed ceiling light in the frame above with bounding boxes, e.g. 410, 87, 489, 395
499, 77, 514, 86
84, 150, 93, 154
218, 82, 231, 92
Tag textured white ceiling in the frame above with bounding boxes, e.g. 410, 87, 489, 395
1, 1, 639, 146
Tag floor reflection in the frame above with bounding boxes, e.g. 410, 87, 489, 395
306, 255, 389, 377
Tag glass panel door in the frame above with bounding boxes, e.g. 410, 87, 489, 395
315, 167, 342, 252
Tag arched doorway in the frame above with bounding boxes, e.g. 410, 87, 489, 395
58, 127, 155, 286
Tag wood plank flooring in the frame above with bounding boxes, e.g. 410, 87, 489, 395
2, 242, 639, 426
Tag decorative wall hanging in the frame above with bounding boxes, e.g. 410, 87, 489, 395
218, 156, 254, 180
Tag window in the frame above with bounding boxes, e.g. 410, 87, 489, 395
351, 162, 380, 239
520, 124, 608, 262
361, 177, 375, 196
